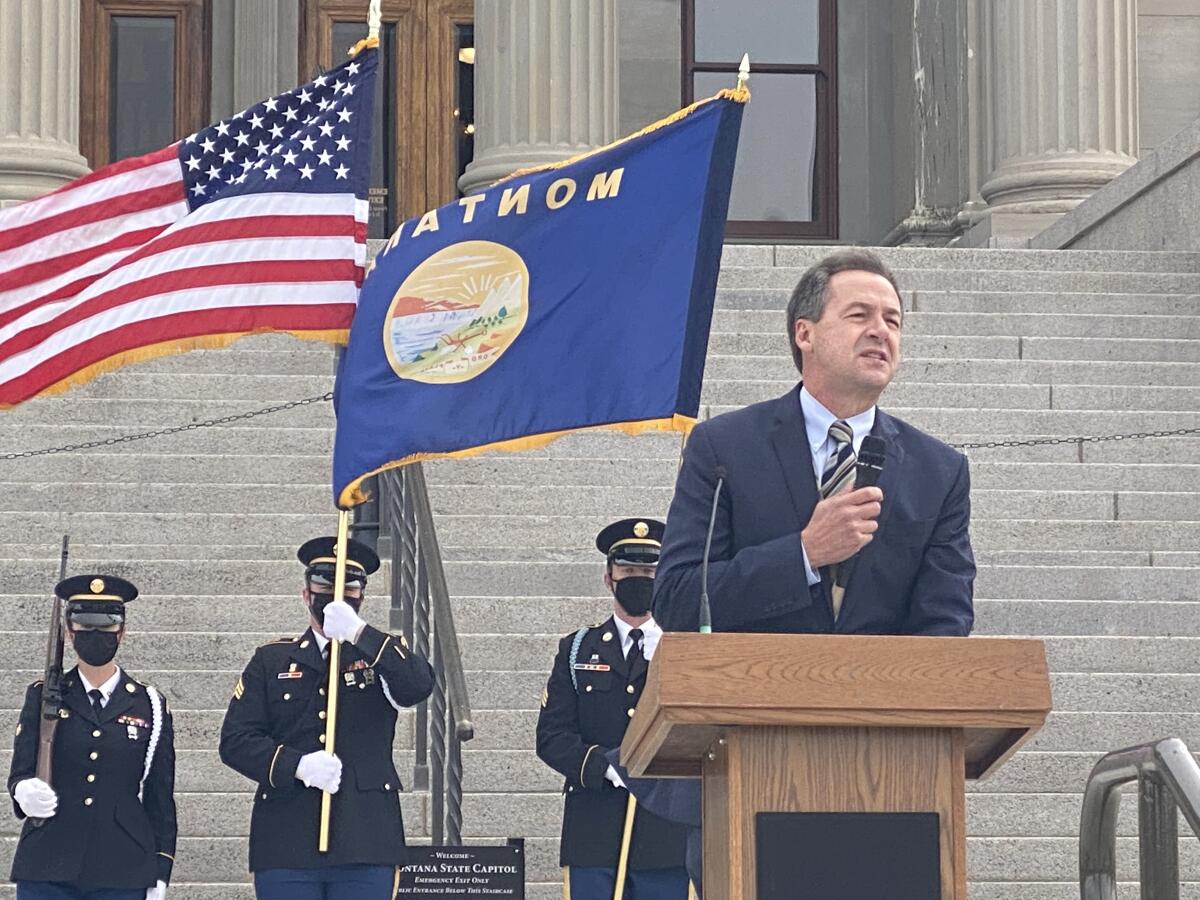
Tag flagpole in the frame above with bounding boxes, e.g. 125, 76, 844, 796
318, 508, 351, 852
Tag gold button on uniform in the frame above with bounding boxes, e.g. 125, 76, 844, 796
602, 632, 613, 642
125, 683, 136, 694
318, 711, 326, 719
89, 752, 98, 761
283, 693, 291, 701
627, 708, 635, 718
300, 640, 310, 649
86, 774, 95, 783
384, 783, 391, 790
585, 685, 593, 693
626, 685, 635, 694
84, 798, 93, 806
92, 729, 101, 738
319, 688, 326, 696
319, 734, 326, 744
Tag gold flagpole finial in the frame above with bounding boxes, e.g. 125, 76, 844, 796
737, 53, 750, 92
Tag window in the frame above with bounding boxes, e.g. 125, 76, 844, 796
300, 0, 474, 238
683, 0, 838, 239
80, 0, 211, 169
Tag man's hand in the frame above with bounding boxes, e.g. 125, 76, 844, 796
323, 599, 367, 643
145, 880, 168, 900
13, 778, 57, 819
801, 486, 883, 570
295, 751, 342, 793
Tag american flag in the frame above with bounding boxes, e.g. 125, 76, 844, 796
0, 47, 378, 408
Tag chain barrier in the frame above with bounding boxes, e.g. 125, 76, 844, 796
0, 393, 1196, 459
0, 393, 334, 460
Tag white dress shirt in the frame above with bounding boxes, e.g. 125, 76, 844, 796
611, 613, 663, 661
78, 666, 123, 708
799, 386, 877, 585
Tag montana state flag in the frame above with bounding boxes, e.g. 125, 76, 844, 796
332, 89, 746, 506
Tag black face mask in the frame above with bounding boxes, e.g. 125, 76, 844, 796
613, 576, 655, 616
308, 591, 363, 621
73, 630, 120, 667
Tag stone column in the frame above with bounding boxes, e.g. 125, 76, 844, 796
969, 0, 1138, 244
0, 0, 90, 206
459, 0, 618, 195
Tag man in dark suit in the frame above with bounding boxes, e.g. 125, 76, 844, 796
655, 247, 974, 637
537, 518, 691, 899
9, 574, 176, 900
219, 536, 434, 900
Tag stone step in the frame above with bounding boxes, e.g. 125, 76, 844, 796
707, 308, 1200, 340
763, 245, 1200, 273
2, 424, 1193, 464
118, 347, 336, 376
704, 355, 1200, 386
0, 482, 331, 513
67, 373, 335, 401
10, 454, 1188, 495
912, 289, 1200, 315
0, 790, 428, 839
0, 453, 333, 485
1, 397, 332, 428
2, 507, 1198, 548
704, 379, 1200, 412
716, 265, 1200, 295
709, 330, 1200, 362
447, 596, 1200, 639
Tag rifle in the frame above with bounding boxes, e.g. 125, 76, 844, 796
31, 535, 69, 828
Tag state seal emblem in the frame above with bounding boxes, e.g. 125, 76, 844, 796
383, 240, 530, 383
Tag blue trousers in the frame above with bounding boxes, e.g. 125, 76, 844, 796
16, 885, 143, 900
566, 865, 691, 900
254, 864, 396, 900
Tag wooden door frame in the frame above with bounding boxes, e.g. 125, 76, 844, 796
80, 0, 211, 168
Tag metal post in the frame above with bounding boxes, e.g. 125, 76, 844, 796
1139, 774, 1180, 900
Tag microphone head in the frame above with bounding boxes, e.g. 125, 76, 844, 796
859, 436, 887, 467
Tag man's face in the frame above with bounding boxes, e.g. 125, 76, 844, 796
794, 270, 903, 401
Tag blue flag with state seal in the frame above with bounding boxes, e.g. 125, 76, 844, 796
332, 88, 747, 507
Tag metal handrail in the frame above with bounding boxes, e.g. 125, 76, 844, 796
378, 463, 474, 845
1080, 738, 1200, 900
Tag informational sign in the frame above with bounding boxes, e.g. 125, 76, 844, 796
396, 842, 524, 898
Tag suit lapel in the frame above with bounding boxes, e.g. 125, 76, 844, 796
595, 617, 627, 679
768, 387, 820, 532
99, 670, 136, 724
289, 627, 327, 673
839, 410, 905, 622
61, 670, 96, 723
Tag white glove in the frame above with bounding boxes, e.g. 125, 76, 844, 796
145, 880, 167, 900
322, 599, 367, 643
605, 765, 626, 789
295, 751, 342, 793
14, 778, 57, 818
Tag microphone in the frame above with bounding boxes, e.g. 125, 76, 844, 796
834, 436, 888, 591
699, 465, 727, 634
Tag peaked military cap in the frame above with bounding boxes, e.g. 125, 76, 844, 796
595, 517, 665, 566
298, 536, 380, 588
56, 574, 137, 628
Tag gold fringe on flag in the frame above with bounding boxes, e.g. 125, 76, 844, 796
339, 414, 697, 508
1, 328, 348, 410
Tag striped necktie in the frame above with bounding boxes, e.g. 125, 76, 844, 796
820, 420, 855, 619
820, 420, 856, 499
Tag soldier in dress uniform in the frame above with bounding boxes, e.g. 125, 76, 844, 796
219, 536, 435, 900
8, 574, 176, 900
537, 518, 691, 899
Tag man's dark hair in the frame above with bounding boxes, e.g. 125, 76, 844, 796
785, 249, 901, 373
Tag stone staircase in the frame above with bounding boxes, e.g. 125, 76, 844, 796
0, 245, 1197, 898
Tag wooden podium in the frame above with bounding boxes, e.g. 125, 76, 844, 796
620, 634, 1051, 900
